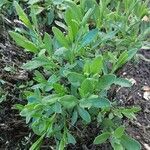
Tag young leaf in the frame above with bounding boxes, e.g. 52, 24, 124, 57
65, 0, 82, 22
14, 1, 32, 28
28, 0, 41, 5
14, 104, 24, 111
52, 27, 69, 48
22, 56, 54, 70
34, 71, 46, 83
29, 133, 45, 150
112, 50, 128, 73
80, 28, 99, 48
52, 102, 62, 114
94, 132, 110, 144
67, 72, 85, 87
42, 95, 58, 105
58, 129, 67, 150
114, 78, 132, 87
127, 48, 138, 61
80, 97, 111, 109
90, 55, 103, 74
59, 136, 66, 150
120, 135, 141, 150
78, 107, 91, 123
83, 60, 91, 75
53, 83, 67, 95
43, 32, 53, 55
67, 132, 76, 145
111, 141, 124, 150
98, 74, 116, 90
9, 31, 38, 53
71, 110, 78, 125
114, 126, 125, 138
81, 8, 94, 25
59, 95, 78, 109
79, 78, 97, 97
121, 107, 141, 119
65, 8, 79, 40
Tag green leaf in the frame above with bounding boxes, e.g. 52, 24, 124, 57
112, 50, 128, 73
31, 5, 44, 15
29, 133, 45, 150
28, 0, 40, 5
121, 107, 141, 119
114, 126, 125, 138
42, 95, 58, 105
71, 110, 78, 125
65, 0, 82, 22
83, 60, 91, 74
23, 56, 56, 70
114, 78, 132, 87
54, 47, 68, 57
43, 32, 53, 55
52, 27, 69, 48
140, 27, 150, 39
65, 8, 79, 40
67, 72, 85, 87
94, 132, 110, 144
78, 107, 91, 123
98, 74, 116, 90
101, 30, 118, 43
79, 78, 97, 97
14, 104, 24, 111
120, 135, 141, 150
55, 21, 68, 31
127, 48, 138, 61
90, 56, 103, 74
9, 31, 38, 53
59, 138, 66, 150
53, 83, 67, 95
52, 102, 62, 113
0, 0, 7, 8
111, 142, 124, 150
59, 95, 78, 109
81, 8, 94, 25
59, 130, 67, 150
30, 6, 39, 32
67, 132, 76, 145
80, 28, 99, 48
34, 71, 46, 83
47, 10, 54, 25
97, 112, 102, 123
14, 1, 32, 28
80, 97, 111, 108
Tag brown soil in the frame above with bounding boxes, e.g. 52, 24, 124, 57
0, 31, 32, 149
116, 50, 150, 150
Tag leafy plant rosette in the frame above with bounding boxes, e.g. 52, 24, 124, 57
9, 0, 150, 149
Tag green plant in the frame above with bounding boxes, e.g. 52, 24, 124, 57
0, 0, 69, 40
10, 0, 150, 149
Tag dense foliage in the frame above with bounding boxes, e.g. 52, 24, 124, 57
6, 0, 150, 149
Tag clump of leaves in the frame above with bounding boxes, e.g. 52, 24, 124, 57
10, 0, 150, 149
